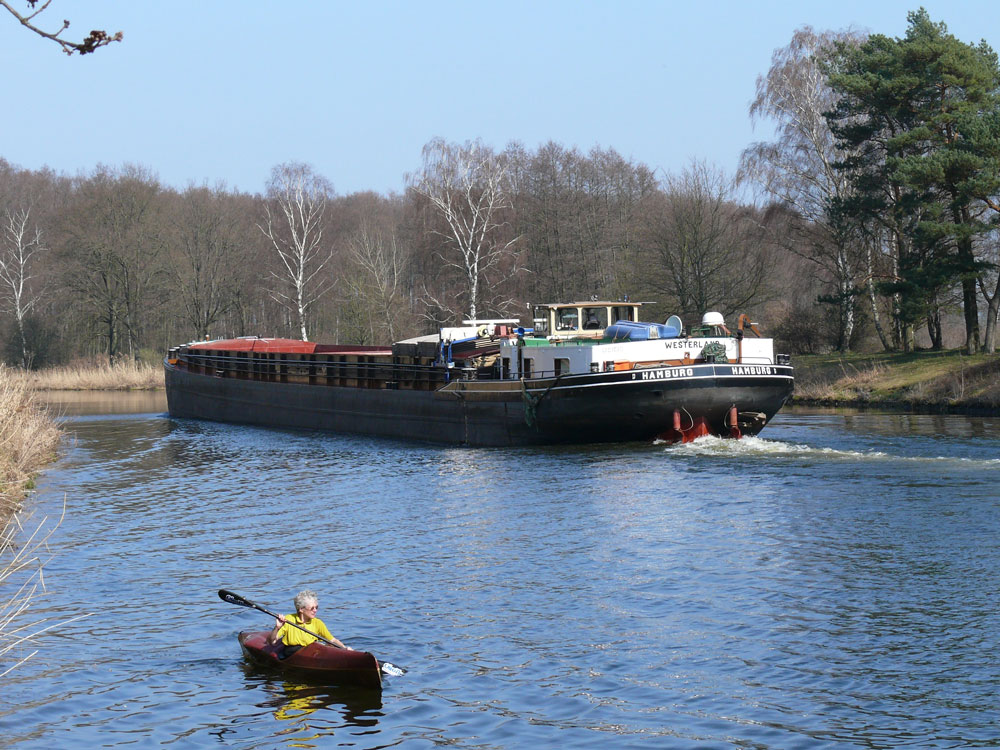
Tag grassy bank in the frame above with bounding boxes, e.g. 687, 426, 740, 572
1, 367, 62, 522
14, 360, 164, 391
1, 370, 89, 677
791, 349, 1000, 413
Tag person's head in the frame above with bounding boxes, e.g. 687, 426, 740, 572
293, 589, 319, 620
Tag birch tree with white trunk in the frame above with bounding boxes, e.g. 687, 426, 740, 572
409, 138, 520, 321
259, 163, 334, 341
740, 27, 872, 352
0, 207, 44, 368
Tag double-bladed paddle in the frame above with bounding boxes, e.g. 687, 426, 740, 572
218, 588, 339, 646
218, 588, 406, 676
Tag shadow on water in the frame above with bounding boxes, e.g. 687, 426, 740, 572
239, 663, 383, 741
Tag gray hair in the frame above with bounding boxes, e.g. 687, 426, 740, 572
293, 589, 318, 611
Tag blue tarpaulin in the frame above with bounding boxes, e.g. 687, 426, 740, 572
605, 321, 681, 341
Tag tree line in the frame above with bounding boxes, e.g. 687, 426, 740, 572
2, 9, 999, 368
0, 146, 786, 368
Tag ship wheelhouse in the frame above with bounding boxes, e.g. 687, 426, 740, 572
531, 301, 643, 339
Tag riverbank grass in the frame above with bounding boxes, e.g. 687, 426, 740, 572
792, 350, 1000, 410
1, 367, 62, 520
15, 359, 164, 391
0, 370, 85, 676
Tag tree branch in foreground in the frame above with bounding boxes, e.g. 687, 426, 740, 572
1, 0, 122, 55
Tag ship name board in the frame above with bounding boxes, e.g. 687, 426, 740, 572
640, 367, 694, 380
637, 364, 781, 380
660, 339, 732, 351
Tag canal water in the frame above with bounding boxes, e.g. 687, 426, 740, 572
2, 399, 999, 748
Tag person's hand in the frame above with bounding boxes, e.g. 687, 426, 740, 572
274, 616, 285, 629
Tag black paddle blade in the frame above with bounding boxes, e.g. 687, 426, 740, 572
218, 589, 256, 609
219, 589, 282, 622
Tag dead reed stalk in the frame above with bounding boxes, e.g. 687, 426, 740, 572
0, 370, 79, 676
0, 502, 91, 677
13, 360, 164, 391
1, 365, 62, 520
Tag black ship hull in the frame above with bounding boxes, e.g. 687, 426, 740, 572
164, 360, 794, 447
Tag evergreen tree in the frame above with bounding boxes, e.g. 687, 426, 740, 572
825, 8, 1000, 352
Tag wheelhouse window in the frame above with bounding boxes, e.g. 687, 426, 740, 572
532, 307, 550, 335
582, 307, 608, 330
611, 306, 636, 324
556, 309, 579, 331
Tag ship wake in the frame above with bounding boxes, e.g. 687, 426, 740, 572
659, 434, 1000, 468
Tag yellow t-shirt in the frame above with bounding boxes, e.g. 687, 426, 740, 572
278, 613, 335, 647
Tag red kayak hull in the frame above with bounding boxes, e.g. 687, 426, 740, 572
237, 630, 382, 689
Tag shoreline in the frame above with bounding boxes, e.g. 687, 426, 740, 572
789, 397, 1000, 418
790, 349, 1000, 417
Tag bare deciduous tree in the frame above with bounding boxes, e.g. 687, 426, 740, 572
0, 207, 44, 368
170, 187, 246, 341
509, 142, 656, 302
409, 138, 521, 321
61, 165, 164, 361
641, 161, 771, 321
1, 0, 122, 54
259, 163, 335, 341
740, 27, 871, 352
977, 229, 1000, 352
346, 223, 409, 343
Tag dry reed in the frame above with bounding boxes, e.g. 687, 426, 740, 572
0, 369, 80, 676
1, 366, 62, 520
1, 503, 92, 677
14, 359, 164, 391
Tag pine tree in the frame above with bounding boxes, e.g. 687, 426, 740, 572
825, 9, 1000, 352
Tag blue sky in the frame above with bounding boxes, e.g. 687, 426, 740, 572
2, 1, 999, 196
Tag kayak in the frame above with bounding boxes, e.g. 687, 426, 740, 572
237, 630, 382, 689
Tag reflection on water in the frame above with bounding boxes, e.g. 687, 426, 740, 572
1, 409, 999, 748
242, 665, 383, 747
785, 403, 1000, 439
38, 389, 166, 416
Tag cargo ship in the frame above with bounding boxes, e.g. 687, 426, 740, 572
164, 300, 793, 446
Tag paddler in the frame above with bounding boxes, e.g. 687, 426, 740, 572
267, 589, 352, 657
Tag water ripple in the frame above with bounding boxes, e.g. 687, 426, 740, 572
2, 411, 999, 748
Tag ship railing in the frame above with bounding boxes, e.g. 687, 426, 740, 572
175, 349, 449, 389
